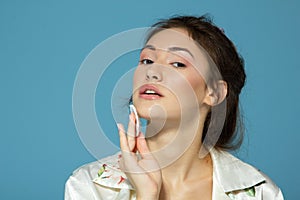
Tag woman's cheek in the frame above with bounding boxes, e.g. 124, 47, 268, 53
132, 67, 144, 90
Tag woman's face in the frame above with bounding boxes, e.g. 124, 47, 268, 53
132, 28, 213, 121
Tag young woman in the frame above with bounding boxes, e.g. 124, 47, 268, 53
65, 15, 284, 200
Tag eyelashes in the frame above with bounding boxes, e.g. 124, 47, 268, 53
171, 62, 186, 68
139, 58, 154, 65
139, 58, 186, 68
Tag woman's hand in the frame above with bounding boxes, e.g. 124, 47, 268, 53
117, 113, 162, 200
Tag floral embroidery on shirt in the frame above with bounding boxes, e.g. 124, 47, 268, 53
97, 164, 107, 177
118, 176, 126, 184
93, 156, 134, 190
101, 175, 112, 179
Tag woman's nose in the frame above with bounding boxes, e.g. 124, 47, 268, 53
146, 66, 162, 82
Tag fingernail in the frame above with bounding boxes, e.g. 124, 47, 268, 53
117, 123, 122, 130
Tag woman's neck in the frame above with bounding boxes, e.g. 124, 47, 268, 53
145, 115, 212, 184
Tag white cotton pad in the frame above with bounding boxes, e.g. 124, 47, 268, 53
129, 104, 140, 137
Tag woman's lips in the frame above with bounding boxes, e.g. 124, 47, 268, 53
139, 84, 163, 100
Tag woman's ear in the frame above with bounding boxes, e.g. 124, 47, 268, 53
203, 80, 227, 106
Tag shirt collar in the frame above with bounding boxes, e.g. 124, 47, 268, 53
93, 149, 266, 193
93, 153, 134, 190
210, 148, 265, 193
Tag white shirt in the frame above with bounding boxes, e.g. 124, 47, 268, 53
65, 149, 284, 200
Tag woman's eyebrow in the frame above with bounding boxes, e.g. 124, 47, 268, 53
141, 45, 194, 59
168, 47, 194, 59
141, 44, 156, 52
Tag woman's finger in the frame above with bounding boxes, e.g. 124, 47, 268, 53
117, 123, 130, 152
136, 132, 150, 155
136, 133, 161, 172
127, 112, 136, 151
118, 123, 141, 173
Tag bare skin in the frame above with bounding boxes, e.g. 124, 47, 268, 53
157, 136, 213, 200
118, 113, 213, 200
118, 28, 227, 200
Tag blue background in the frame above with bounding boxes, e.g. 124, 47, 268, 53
1, 0, 299, 199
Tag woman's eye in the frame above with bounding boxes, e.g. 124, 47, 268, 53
171, 62, 186, 68
140, 59, 154, 65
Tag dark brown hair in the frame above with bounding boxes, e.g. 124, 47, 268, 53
146, 15, 246, 150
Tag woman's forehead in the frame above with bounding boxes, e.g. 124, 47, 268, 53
146, 28, 196, 50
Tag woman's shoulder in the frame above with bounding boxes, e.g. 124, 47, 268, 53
73, 152, 120, 172
211, 149, 284, 199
